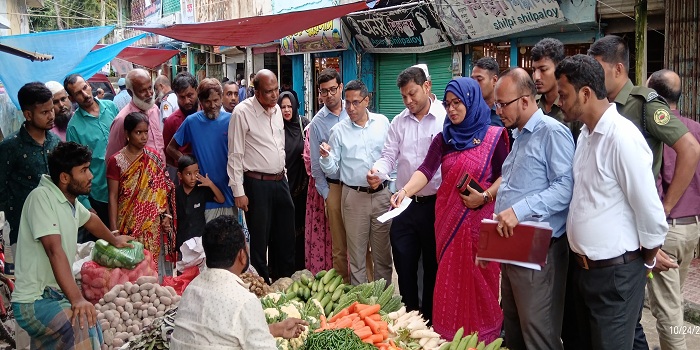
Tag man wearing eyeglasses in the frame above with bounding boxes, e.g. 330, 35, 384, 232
319, 80, 393, 285
228, 69, 296, 284
366, 65, 444, 321
492, 68, 575, 350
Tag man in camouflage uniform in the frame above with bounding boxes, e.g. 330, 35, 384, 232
584, 35, 700, 350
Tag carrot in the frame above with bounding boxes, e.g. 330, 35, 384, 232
355, 325, 372, 339
348, 301, 359, 313
367, 314, 382, 322
357, 304, 381, 319
364, 315, 381, 334
352, 320, 366, 331
354, 303, 371, 311
329, 308, 349, 323
333, 317, 354, 329
320, 315, 327, 328
366, 334, 384, 343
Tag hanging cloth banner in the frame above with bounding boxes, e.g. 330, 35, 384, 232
0, 26, 113, 109
69, 34, 147, 79
280, 18, 347, 55
342, 2, 450, 54
435, 0, 565, 45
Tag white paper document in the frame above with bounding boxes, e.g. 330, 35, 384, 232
377, 197, 413, 223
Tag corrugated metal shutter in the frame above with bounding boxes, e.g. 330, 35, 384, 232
417, 48, 453, 101
376, 54, 416, 120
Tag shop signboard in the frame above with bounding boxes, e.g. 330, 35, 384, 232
280, 18, 347, 55
342, 2, 450, 54
436, 0, 565, 44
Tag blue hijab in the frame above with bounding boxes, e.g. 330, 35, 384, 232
442, 77, 492, 151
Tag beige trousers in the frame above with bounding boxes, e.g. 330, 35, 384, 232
341, 185, 393, 285
648, 220, 700, 350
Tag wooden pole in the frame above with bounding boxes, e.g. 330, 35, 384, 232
635, 0, 647, 85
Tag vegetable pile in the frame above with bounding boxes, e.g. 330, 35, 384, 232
81, 249, 157, 304
439, 327, 503, 350
302, 328, 377, 350
94, 276, 180, 350
386, 307, 444, 350
318, 302, 388, 346
241, 272, 273, 297
92, 239, 146, 269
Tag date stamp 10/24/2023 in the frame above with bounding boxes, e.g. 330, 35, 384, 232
669, 325, 700, 335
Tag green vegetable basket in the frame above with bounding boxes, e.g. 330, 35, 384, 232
91, 239, 145, 269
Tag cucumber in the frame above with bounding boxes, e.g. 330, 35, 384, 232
300, 274, 310, 286
450, 327, 464, 350
455, 337, 469, 350
466, 332, 478, 348
322, 268, 336, 284
331, 286, 344, 301
291, 281, 300, 293
328, 275, 343, 293
320, 294, 332, 308
312, 279, 319, 292
324, 301, 334, 316
316, 270, 327, 280
284, 291, 296, 300
303, 287, 311, 300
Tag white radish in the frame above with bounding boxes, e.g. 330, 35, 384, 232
410, 329, 441, 339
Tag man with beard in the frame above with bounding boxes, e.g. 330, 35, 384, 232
0, 82, 61, 258
45, 81, 73, 141
169, 78, 236, 221
163, 72, 197, 183
65, 74, 120, 233
106, 68, 165, 161
228, 69, 295, 283
221, 80, 240, 113
367, 65, 445, 321
155, 75, 179, 121
11, 141, 133, 349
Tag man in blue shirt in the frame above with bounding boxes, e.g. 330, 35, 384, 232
493, 68, 575, 350
167, 78, 235, 220
320, 80, 393, 285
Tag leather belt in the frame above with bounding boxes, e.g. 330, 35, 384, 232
244, 171, 285, 181
574, 250, 641, 270
326, 177, 341, 185
410, 194, 437, 203
667, 215, 700, 225
344, 181, 388, 194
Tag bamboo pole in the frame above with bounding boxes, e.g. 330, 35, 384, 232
634, 0, 647, 85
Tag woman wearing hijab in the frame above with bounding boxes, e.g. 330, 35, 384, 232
392, 77, 509, 341
278, 91, 310, 271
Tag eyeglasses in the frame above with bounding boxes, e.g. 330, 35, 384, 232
495, 95, 529, 109
319, 85, 339, 97
442, 98, 463, 109
346, 96, 368, 108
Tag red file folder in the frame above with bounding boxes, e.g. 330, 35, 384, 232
476, 219, 553, 270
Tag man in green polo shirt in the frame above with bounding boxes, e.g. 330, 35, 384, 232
64, 74, 120, 241
587, 35, 700, 350
11, 142, 132, 349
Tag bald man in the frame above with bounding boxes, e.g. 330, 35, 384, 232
105, 68, 165, 161
227, 69, 295, 283
646, 69, 700, 350
155, 75, 179, 121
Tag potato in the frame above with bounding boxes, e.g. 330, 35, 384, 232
125, 319, 133, 326
102, 329, 114, 345
172, 295, 181, 304
100, 320, 110, 330
140, 303, 149, 311
131, 324, 140, 334
110, 284, 123, 294
130, 285, 140, 294
116, 332, 130, 341
112, 338, 124, 347
110, 318, 120, 329
154, 286, 170, 298
132, 301, 142, 310
101, 344, 108, 350
128, 335, 137, 342
124, 303, 133, 314
103, 291, 117, 303
156, 304, 165, 312
116, 306, 124, 314
155, 311, 164, 318
140, 290, 148, 297
149, 294, 157, 303
97, 313, 105, 321
139, 283, 154, 291
116, 324, 126, 333
136, 276, 158, 284
123, 281, 132, 291
142, 318, 152, 328
98, 298, 105, 305
120, 311, 130, 321
147, 306, 157, 316
114, 297, 127, 307
137, 310, 143, 319
105, 311, 115, 322
153, 298, 160, 307
165, 286, 177, 297
159, 296, 172, 306
130, 294, 142, 303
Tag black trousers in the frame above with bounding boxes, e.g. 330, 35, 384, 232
292, 190, 307, 271
78, 197, 109, 243
562, 253, 582, 350
244, 177, 296, 283
572, 254, 646, 350
389, 198, 437, 322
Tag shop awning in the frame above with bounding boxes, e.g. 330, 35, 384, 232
130, 1, 368, 46
0, 43, 53, 61
93, 45, 180, 69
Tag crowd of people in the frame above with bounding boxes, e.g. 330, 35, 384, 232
1, 34, 700, 349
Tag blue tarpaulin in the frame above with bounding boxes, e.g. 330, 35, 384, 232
70, 33, 146, 79
0, 26, 113, 108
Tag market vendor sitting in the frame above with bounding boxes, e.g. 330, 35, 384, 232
171, 215, 307, 349
11, 141, 134, 349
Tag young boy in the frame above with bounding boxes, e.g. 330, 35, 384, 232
175, 155, 225, 251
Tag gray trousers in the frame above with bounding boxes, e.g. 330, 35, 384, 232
502, 235, 569, 350
341, 185, 393, 285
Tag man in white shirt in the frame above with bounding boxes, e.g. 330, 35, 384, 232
555, 54, 667, 350
171, 215, 306, 350
155, 75, 178, 122
367, 65, 444, 321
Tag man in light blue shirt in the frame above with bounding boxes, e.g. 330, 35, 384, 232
320, 80, 393, 285
308, 69, 351, 282
113, 78, 131, 111
492, 68, 574, 350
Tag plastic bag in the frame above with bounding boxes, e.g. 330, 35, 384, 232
91, 239, 145, 269
162, 265, 199, 295
80, 249, 157, 304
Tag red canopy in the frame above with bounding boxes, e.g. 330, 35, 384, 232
93, 45, 180, 69
130, 1, 368, 47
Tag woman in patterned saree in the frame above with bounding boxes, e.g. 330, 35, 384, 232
107, 112, 176, 274
392, 77, 509, 341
